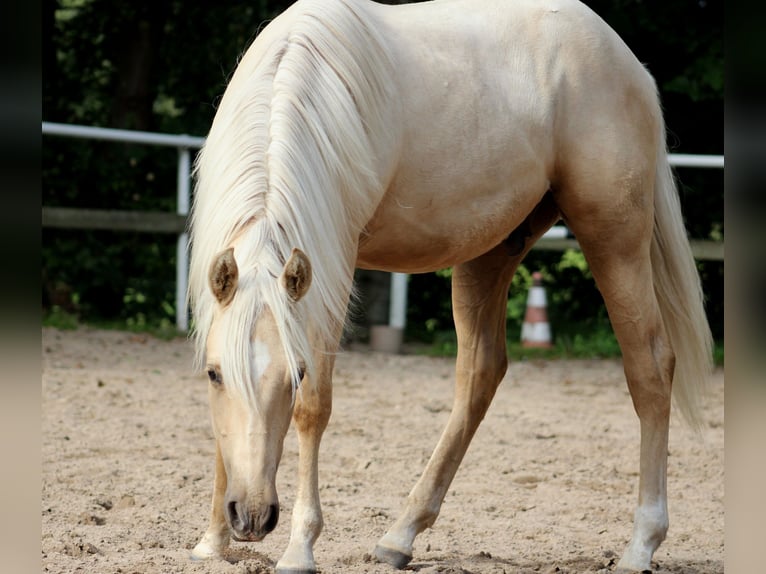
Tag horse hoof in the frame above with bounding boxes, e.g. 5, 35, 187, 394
373, 545, 412, 569
190, 541, 221, 561
189, 551, 214, 562
275, 568, 316, 574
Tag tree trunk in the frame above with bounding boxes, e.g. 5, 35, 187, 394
110, 2, 172, 131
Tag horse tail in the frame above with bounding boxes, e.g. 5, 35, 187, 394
651, 140, 714, 430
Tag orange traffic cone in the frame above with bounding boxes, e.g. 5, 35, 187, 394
521, 272, 552, 348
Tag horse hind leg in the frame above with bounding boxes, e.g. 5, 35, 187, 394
604, 256, 674, 573
374, 248, 514, 568
374, 195, 560, 568
557, 178, 674, 572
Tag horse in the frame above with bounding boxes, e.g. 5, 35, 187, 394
187, 0, 713, 572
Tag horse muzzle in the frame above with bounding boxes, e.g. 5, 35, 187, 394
226, 499, 280, 541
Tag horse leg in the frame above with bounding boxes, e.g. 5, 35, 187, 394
375, 196, 560, 568
592, 251, 673, 573
191, 441, 230, 559
276, 354, 334, 574
608, 264, 674, 572
560, 192, 674, 572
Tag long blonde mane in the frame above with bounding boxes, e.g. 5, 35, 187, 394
188, 0, 395, 399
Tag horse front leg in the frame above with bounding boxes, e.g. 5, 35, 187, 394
191, 441, 230, 559
374, 246, 519, 568
276, 356, 333, 574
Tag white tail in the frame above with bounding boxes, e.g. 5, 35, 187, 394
651, 145, 714, 430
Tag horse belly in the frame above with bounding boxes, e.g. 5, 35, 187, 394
356, 145, 551, 273
356, 173, 548, 273
356, 223, 510, 274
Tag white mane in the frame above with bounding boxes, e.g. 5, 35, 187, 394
188, 0, 395, 400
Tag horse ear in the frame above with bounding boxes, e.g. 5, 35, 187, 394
281, 248, 312, 302
209, 248, 238, 306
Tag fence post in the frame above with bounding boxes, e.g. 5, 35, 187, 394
389, 272, 408, 330
176, 148, 191, 332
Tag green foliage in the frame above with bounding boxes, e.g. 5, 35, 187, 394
41, 229, 177, 330
44, 306, 80, 331
409, 249, 610, 346
42, 0, 293, 329
421, 322, 621, 361
422, 325, 724, 366
408, 246, 722, 362
42, 307, 182, 340
505, 265, 532, 324
664, 44, 724, 103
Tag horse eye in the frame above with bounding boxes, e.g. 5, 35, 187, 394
207, 367, 222, 385
297, 367, 306, 382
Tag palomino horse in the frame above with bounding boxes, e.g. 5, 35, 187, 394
188, 0, 712, 572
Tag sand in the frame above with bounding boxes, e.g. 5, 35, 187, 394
42, 327, 723, 573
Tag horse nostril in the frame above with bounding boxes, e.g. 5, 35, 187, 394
227, 500, 244, 532
263, 503, 279, 533
227, 499, 277, 536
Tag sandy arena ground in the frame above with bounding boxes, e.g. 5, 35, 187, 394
42, 327, 723, 573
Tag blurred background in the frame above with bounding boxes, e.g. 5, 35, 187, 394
41, 0, 723, 361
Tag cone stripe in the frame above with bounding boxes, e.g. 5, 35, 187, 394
527, 286, 547, 308
522, 272, 552, 348
522, 322, 551, 342
523, 306, 547, 323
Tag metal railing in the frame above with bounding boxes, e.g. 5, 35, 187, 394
42, 122, 204, 331
42, 121, 724, 333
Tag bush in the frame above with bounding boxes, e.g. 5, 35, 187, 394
406, 248, 722, 361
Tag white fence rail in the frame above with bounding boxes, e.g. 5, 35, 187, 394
42, 122, 723, 333
42, 122, 204, 331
